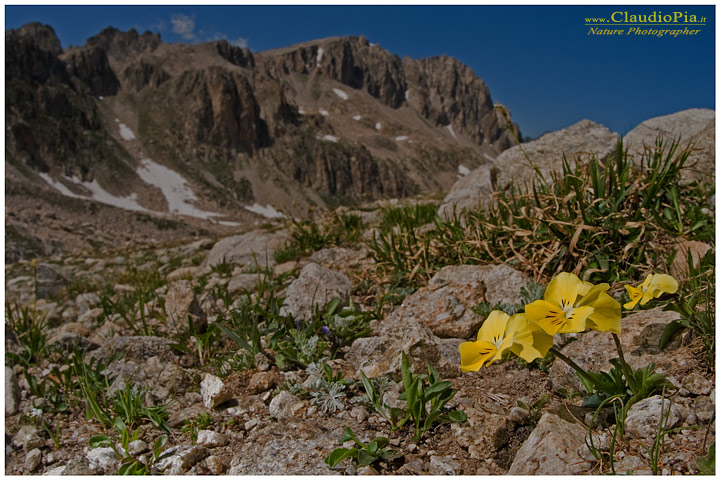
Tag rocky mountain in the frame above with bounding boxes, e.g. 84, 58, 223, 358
5, 23, 520, 262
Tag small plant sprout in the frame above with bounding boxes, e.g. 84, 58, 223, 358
324, 426, 400, 469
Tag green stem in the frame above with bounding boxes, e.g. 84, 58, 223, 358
550, 347, 602, 391
612, 333, 638, 393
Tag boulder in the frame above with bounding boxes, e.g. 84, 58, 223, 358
35, 263, 68, 299
623, 108, 715, 183
196, 229, 289, 275
550, 308, 684, 393
669, 240, 712, 282
438, 163, 494, 219
280, 263, 352, 320
624, 395, 682, 439
507, 413, 593, 475
200, 373, 232, 409
5, 366, 20, 415
164, 280, 207, 335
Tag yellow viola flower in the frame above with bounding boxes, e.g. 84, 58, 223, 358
576, 282, 622, 334
525, 272, 595, 336
506, 313, 554, 363
624, 273, 679, 309
459, 310, 516, 372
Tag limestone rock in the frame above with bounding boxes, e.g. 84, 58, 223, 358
13, 425, 44, 451
247, 371, 280, 394
269, 391, 299, 419
550, 308, 683, 392
227, 273, 264, 295
507, 413, 593, 475
625, 395, 682, 439
156, 445, 208, 475
86, 447, 119, 474
309, 247, 368, 271
90, 336, 177, 364
494, 119, 618, 192
25, 448, 42, 473
200, 374, 233, 409
6, 366, 20, 415
165, 280, 207, 335
197, 230, 289, 275
280, 263, 352, 320
439, 163, 494, 218
35, 263, 68, 299
623, 108, 715, 183
670, 240, 712, 282
428, 455, 460, 475
196, 430, 228, 448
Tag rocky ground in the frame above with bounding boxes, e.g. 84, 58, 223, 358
5, 108, 715, 475
4, 210, 715, 475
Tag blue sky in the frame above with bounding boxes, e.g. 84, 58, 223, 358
5, 4, 715, 138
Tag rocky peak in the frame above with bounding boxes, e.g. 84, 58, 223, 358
5, 23, 67, 84
64, 45, 119, 96
84, 26, 161, 58
8, 22, 62, 54
216, 39, 255, 69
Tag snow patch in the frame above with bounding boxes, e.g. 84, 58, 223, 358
38, 173, 83, 199
446, 124, 458, 141
352, 115, 362, 121
405, 90, 410, 101
333, 88, 348, 100
244, 203, 283, 219
80, 179, 150, 213
136, 158, 221, 219
458, 164, 471, 176
375, 122, 382, 131
483, 153, 496, 162
298, 108, 305, 115
316, 47, 324, 65
119, 123, 136, 141
98, 96, 104, 100
114, 118, 120, 123
322, 135, 338, 143
319, 109, 329, 117
395, 136, 408, 142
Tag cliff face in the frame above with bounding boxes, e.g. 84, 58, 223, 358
6, 24, 520, 259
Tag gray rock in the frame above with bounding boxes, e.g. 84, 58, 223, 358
86, 447, 119, 474
75, 292, 100, 314
13, 425, 44, 451
280, 263, 352, 320
694, 395, 714, 424
625, 396, 682, 439
127, 440, 148, 456
309, 247, 368, 271
205, 455, 227, 474
196, 430, 228, 448
682, 371, 714, 396
623, 108, 715, 183
247, 371, 280, 394
59, 458, 94, 475
156, 445, 208, 474
167, 266, 198, 282
670, 241, 712, 282
200, 373, 232, 409
508, 406, 530, 424
495, 119, 618, 193
165, 280, 207, 335
169, 403, 209, 428
35, 263, 69, 299
90, 336, 177, 364
411, 264, 530, 338
6, 366, 20, 415
227, 273, 264, 295
25, 448, 42, 472
197, 229, 289, 275
550, 308, 683, 392
439, 163, 494, 219
428, 455, 460, 475
507, 413, 593, 475
269, 391, 299, 419
78, 307, 104, 326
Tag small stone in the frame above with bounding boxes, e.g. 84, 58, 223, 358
155, 445, 208, 474
683, 372, 713, 396
25, 448, 42, 472
247, 371, 279, 394
86, 447, 119, 474
185, 392, 203, 404
269, 391, 298, 418
200, 374, 232, 409
508, 406, 530, 424
625, 396, 682, 439
36, 263, 68, 298
273, 261, 298, 277
254, 352, 272, 371
5, 366, 20, 415
165, 280, 207, 335
244, 419, 260, 431
358, 465, 379, 475
196, 430, 228, 448
205, 455, 227, 474
13, 425, 44, 451
429, 455, 460, 475
694, 395, 714, 424
127, 440, 148, 456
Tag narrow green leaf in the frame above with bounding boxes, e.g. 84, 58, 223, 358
89, 434, 112, 448
325, 448, 356, 468
659, 320, 685, 350
357, 449, 377, 467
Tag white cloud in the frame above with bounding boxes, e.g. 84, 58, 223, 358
230, 37, 249, 48
171, 13, 196, 40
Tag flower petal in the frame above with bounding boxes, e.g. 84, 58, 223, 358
623, 285, 643, 310
459, 340, 497, 372
559, 305, 593, 333
578, 284, 622, 334
544, 272, 582, 309
477, 310, 511, 344
525, 299, 567, 336
649, 274, 679, 297
510, 323, 554, 363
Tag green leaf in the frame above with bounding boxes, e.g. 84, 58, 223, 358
442, 410, 467, 423
696, 442, 715, 475
373, 436, 389, 449
325, 447, 357, 468
359, 372, 377, 404
340, 426, 357, 444
424, 381, 452, 400
89, 434, 112, 449
215, 322, 253, 352
357, 449, 377, 467
659, 320, 685, 350
401, 352, 413, 392
582, 393, 605, 409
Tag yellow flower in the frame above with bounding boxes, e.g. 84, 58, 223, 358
576, 282, 622, 334
624, 274, 679, 309
506, 313, 554, 363
459, 310, 516, 372
525, 272, 595, 336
